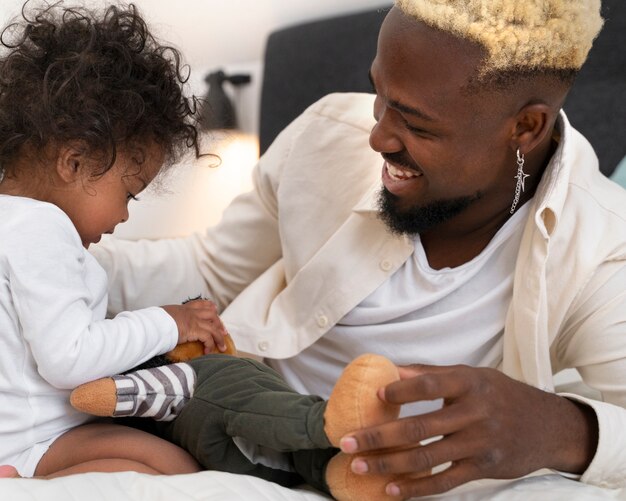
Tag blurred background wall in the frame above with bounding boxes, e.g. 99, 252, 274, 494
0, 0, 389, 239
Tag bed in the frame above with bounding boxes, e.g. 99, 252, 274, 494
2, 3, 625, 500
4, 469, 626, 500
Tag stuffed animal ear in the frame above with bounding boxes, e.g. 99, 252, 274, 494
165, 334, 237, 363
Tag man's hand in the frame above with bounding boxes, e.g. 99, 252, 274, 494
162, 299, 228, 354
339, 364, 598, 499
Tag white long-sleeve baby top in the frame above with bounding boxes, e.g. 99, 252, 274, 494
0, 195, 177, 469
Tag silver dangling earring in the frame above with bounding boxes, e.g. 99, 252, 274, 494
0, 166, 4, 185
509, 148, 529, 214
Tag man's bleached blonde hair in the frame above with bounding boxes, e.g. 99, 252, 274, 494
395, 0, 603, 74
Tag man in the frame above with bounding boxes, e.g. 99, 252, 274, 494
94, 0, 626, 498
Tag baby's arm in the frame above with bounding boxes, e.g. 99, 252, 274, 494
9, 206, 179, 388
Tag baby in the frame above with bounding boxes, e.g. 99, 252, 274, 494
0, 1, 228, 478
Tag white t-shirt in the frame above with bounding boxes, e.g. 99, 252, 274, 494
268, 203, 530, 417
0, 195, 177, 476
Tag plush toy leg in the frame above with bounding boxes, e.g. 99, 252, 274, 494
71, 331, 237, 420
70, 362, 196, 421
323, 353, 408, 501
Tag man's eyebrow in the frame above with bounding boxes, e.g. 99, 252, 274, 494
368, 69, 437, 123
390, 99, 436, 122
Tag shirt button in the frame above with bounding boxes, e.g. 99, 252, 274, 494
258, 341, 269, 352
380, 259, 393, 271
317, 315, 329, 328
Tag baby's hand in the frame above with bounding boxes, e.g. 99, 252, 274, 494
162, 299, 228, 354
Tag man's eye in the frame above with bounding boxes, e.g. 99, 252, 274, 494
402, 118, 430, 136
408, 125, 425, 134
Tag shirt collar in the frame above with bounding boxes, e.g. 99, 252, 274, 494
353, 179, 381, 213
530, 111, 579, 238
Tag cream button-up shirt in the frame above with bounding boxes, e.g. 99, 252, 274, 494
94, 93, 626, 489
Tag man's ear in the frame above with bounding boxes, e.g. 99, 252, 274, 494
509, 103, 554, 155
55, 142, 88, 184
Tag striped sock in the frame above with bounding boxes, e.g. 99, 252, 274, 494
111, 363, 196, 422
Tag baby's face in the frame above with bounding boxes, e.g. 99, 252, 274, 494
65, 142, 165, 248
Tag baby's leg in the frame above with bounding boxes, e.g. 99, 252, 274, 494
34, 422, 201, 478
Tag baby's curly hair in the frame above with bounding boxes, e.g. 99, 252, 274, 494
0, 1, 199, 175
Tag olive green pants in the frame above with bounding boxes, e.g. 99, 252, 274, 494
156, 355, 338, 493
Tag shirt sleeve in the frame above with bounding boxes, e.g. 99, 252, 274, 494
8, 206, 178, 389
554, 261, 626, 488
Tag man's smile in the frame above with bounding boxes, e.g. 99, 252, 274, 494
386, 162, 422, 180
382, 160, 423, 197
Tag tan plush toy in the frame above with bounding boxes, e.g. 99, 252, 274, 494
71, 347, 424, 501
323, 353, 420, 501
166, 335, 238, 362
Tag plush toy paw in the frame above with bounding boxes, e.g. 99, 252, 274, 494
323, 354, 425, 501
326, 451, 429, 501
324, 353, 400, 446
70, 377, 118, 417
70, 363, 196, 422
165, 333, 237, 363
326, 452, 400, 501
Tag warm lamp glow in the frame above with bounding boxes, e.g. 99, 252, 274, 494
183, 131, 259, 233
114, 132, 259, 240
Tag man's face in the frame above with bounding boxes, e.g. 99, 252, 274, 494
370, 8, 519, 236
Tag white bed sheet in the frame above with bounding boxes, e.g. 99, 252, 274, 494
1, 471, 625, 501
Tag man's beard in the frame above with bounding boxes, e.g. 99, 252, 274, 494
377, 187, 481, 236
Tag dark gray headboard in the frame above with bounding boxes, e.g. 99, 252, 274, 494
259, 2, 625, 176
259, 6, 390, 154
563, 0, 626, 176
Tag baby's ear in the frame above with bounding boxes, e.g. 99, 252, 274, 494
55, 141, 90, 183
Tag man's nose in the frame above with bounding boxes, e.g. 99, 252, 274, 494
369, 107, 403, 154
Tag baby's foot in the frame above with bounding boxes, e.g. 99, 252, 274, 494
0, 465, 20, 478
70, 363, 196, 422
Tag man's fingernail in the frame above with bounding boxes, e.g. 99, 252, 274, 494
351, 459, 368, 474
386, 483, 401, 496
339, 436, 358, 453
